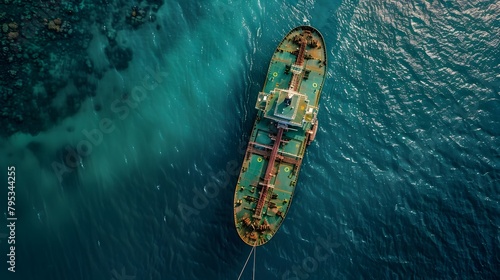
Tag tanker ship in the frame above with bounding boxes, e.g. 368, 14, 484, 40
233, 26, 327, 246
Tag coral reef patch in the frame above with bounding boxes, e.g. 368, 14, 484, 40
0, 0, 164, 137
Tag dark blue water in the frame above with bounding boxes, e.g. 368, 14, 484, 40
0, 0, 498, 279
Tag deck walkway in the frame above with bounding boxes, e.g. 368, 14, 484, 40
253, 127, 284, 218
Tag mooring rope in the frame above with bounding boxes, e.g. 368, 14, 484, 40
252, 245, 256, 279
237, 246, 257, 280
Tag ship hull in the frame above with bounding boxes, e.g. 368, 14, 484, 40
233, 26, 327, 246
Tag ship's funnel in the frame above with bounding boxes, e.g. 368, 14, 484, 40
284, 92, 294, 106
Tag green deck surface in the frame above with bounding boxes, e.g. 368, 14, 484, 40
234, 26, 327, 246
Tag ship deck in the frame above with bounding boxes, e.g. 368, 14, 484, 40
234, 26, 327, 246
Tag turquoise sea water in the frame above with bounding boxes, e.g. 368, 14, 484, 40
0, 0, 499, 279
